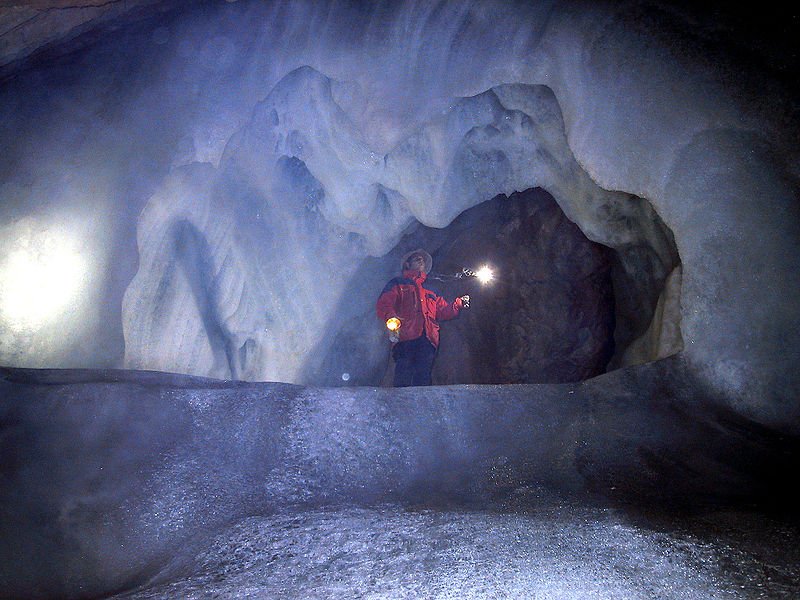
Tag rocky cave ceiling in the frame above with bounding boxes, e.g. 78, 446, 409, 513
0, 0, 798, 433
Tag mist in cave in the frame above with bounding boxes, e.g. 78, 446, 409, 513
0, 1, 799, 598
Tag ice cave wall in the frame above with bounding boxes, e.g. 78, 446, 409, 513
0, 0, 798, 431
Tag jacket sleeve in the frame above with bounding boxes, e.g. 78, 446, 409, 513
376, 284, 400, 321
435, 295, 462, 321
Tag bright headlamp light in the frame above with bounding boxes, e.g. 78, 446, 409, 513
475, 266, 494, 284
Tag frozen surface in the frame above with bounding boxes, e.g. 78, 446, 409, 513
117, 503, 799, 600
1, 4, 798, 599
2, 363, 797, 599
120, 75, 676, 385
0, 0, 798, 431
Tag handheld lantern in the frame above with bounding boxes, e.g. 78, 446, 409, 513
385, 317, 401, 343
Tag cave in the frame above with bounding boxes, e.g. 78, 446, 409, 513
314, 186, 680, 387
402, 187, 622, 386
1, 1, 799, 599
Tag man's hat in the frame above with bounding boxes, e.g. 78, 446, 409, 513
401, 249, 433, 274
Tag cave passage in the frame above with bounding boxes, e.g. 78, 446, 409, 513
416, 188, 616, 385
313, 186, 680, 387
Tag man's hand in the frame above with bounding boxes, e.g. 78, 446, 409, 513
459, 295, 470, 309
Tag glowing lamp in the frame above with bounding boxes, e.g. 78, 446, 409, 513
476, 266, 494, 284
385, 317, 401, 331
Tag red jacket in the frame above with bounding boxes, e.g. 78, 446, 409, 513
376, 270, 463, 348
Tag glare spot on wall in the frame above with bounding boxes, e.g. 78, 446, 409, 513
0, 235, 86, 332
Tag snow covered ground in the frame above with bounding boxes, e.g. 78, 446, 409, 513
118, 500, 799, 600
2, 363, 798, 599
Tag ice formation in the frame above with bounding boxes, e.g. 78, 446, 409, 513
1, 3, 799, 597
0, 1, 798, 425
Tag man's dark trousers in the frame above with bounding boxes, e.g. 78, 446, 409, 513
392, 335, 437, 387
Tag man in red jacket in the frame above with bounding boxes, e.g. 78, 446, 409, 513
376, 249, 469, 386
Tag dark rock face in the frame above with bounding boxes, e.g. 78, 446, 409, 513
431, 188, 615, 384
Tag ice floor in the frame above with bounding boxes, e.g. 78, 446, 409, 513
4, 365, 798, 599
116, 497, 799, 600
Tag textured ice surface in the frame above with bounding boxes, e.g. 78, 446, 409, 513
1, 0, 798, 431
117, 503, 799, 600
2, 364, 797, 599
120, 74, 678, 385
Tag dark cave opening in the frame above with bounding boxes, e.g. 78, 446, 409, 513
426, 187, 617, 385
311, 186, 680, 386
